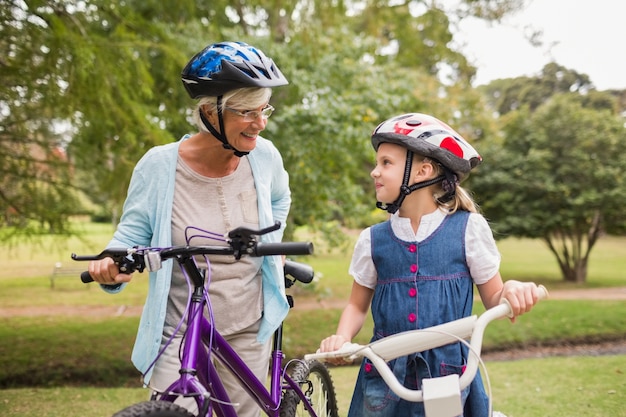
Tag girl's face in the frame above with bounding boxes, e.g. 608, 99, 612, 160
370, 142, 409, 204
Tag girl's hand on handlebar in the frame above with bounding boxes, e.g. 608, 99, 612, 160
88, 258, 133, 285
500, 280, 541, 322
319, 335, 351, 365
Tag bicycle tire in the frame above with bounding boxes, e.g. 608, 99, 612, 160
279, 359, 339, 417
112, 400, 195, 417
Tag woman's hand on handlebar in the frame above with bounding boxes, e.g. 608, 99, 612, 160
88, 258, 133, 285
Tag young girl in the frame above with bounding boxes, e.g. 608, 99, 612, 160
319, 113, 541, 417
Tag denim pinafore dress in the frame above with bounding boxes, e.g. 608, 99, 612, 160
347, 211, 489, 417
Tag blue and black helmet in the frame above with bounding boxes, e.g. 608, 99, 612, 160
181, 41, 289, 98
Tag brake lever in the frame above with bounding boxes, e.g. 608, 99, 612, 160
71, 248, 146, 274
227, 221, 281, 240
227, 221, 281, 259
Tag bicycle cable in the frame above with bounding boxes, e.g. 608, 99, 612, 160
404, 328, 493, 416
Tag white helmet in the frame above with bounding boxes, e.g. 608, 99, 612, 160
371, 113, 482, 213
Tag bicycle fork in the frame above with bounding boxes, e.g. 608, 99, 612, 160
157, 286, 219, 416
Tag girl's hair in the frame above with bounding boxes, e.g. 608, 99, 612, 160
421, 156, 479, 214
192, 87, 272, 131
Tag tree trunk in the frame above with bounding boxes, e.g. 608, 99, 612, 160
561, 261, 588, 283
544, 233, 593, 284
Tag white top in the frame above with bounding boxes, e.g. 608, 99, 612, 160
167, 155, 263, 336
349, 209, 501, 289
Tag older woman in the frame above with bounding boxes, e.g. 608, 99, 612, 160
88, 41, 291, 417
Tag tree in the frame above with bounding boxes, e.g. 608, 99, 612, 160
0, 0, 195, 236
471, 95, 626, 283
260, 20, 496, 237
239, 1, 503, 234
1, 0, 82, 235
0, 0, 520, 238
478, 63, 602, 116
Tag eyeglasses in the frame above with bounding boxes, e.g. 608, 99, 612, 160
224, 105, 275, 122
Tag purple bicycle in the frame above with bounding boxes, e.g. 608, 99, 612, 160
72, 222, 339, 417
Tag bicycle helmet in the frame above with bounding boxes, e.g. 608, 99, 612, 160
371, 113, 482, 213
181, 41, 289, 99
180, 42, 288, 157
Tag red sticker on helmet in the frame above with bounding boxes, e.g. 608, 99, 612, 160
394, 118, 425, 135
440, 136, 464, 157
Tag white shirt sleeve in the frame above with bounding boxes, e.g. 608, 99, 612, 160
465, 213, 501, 285
348, 227, 378, 290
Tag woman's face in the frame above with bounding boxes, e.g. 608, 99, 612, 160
371, 142, 407, 204
219, 103, 271, 153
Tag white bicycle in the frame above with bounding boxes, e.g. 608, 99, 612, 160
305, 286, 549, 417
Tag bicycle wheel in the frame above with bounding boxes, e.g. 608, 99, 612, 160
112, 400, 195, 417
279, 360, 339, 417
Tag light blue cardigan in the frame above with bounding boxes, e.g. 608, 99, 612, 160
102, 135, 291, 381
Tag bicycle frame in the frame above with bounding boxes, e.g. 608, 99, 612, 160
156, 255, 320, 417
72, 222, 332, 417
305, 286, 548, 416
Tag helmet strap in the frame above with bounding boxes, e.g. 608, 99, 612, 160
435, 168, 459, 204
199, 96, 249, 158
376, 150, 446, 214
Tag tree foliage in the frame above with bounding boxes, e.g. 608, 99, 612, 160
472, 95, 626, 283
2, 0, 510, 238
1, 0, 192, 235
478, 62, 620, 116
3, 0, 624, 286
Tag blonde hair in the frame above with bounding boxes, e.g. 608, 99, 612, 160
192, 87, 272, 131
419, 156, 479, 214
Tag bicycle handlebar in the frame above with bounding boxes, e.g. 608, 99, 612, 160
284, 259, 314, 284
71, 222, 314, 283
253, 242, 314, 257
304, 285, 548, 402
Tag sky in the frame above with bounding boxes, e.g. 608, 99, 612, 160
448, 0, 626, 90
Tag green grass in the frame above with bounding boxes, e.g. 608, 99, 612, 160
0, 316, 141, 388
497, 236, 626, 289
487, 355, 626, 417
284, 299, 626, 359
2, 356, 625, 417
2, 299, 624, 387
1, 222, 115, 280
0, 387, 148, 417
0, 274, 149, 308
478, 299, 626, 348
327, 358, 626, 417
0, 220, 148, 309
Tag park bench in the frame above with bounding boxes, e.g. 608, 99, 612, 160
49, 262, 90, 289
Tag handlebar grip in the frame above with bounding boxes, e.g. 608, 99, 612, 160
81, 271, 94, 283
538, 284, 549, 299
254, 242, 314, 256
284, 260, 314, 284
